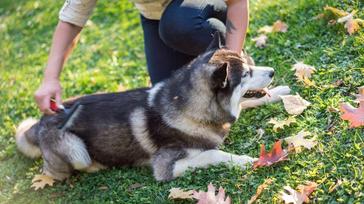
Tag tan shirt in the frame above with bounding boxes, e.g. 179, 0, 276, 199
59, 0, 172, 27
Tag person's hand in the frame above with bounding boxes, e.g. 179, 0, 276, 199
34, 78, 62, 115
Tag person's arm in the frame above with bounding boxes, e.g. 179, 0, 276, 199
34, 0, 97, 114
225, 0, 249, 53
34, 21, 82, 114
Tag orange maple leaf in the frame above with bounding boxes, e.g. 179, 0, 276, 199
253, 140, 288, 169
340, 87, 364, 128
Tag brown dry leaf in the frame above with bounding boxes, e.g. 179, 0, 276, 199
337, 11, 364, 35
291, 62, 316, 86
252, 34, 268, 48
258, 20, 288, 33
193, 183, 231, 204
247, 179, 273, 204
340, 86, 364, 128
328, 179, 343, 193
31, 174, 55, 190
284, 130, 317, 153
268, 117, 296, 132
272, 20, 288, 32
281, 182, 317, 204
280, 95, 311, 115
168, 188, 194, 200
253, 140, 288, 169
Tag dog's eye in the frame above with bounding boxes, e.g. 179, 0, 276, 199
242, 71, 249, 78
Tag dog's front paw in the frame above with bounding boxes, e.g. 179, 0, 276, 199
269, 85, 291, 97
235, 155, 256, 169
263, 85, 291, 104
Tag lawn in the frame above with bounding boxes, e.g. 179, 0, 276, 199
0, 0, 363, 203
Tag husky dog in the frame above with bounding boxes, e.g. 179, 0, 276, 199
15, 33, 290, 181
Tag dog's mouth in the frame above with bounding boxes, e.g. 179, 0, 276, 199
243, 87, 271, 98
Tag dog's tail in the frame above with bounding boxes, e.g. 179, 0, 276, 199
15, 118, 41, 158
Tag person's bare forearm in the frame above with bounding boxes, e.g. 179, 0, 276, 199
225, 0, 249, 53
44, 21, 82, 80
35, 21, 82, 114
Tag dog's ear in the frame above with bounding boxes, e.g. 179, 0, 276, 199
212, 63, 229, 88
206, 31, 225, 51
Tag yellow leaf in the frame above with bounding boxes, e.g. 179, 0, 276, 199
291, 62, 316, 86
31, 174, 55, 190
280, 95, 311, 115
168, 188, 194, 200
248, 179, 273, 204
258, 25, 273, 33
328, 179, 343, 193
284, 130, 317, 153
323, 6, 349, 18
268, 117, 297, 132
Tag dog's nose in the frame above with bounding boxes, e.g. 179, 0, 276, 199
269, 71, 275, 78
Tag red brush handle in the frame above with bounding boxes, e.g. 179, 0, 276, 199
50, 99, 59, 112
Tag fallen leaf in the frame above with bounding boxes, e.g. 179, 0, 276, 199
321, 7, 364, 35
328, 179, 343, 193
168, 188, 194, 200
253, 140, 288, 169
280, 95, 311, 115
268, 117, 297, 132
248, 179, 273, 204
281, 182, 317, 204
252, 34, 268, 48
193, 183, 231, 204
31, 174, 55, 190
284, 130, 317, 153
323, 6, 348, 18
291, 62, 316, 86
337, 11, 364, 35
258, 25, 273, 33
340, 86, 364, 128
258, 20, 288, 33
272, 20, 288, 32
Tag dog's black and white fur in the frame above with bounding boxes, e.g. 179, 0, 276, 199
15, 33, 290, 181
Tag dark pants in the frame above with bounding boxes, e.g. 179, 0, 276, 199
141, 0, 227, 85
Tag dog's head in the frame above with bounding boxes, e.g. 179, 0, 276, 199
189, 32, 274, 118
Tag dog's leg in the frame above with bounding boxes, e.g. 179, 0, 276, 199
172, 149, 255, 179
240, 85, 291, 109
39, 130, 92, 180
151, 148, 255, 181
41, 148, 73, 180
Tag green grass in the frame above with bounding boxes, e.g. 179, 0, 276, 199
0, 0, 363, 203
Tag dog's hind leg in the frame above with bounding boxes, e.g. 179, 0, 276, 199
151, 148, 256, 181
41, 148, 73, 180
57, 132, 92, 171
39, 131, 92, 180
